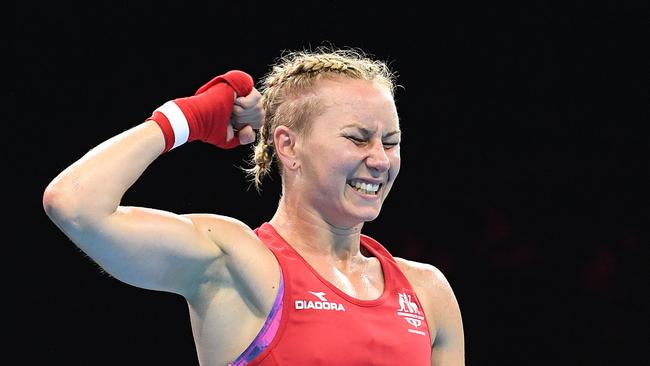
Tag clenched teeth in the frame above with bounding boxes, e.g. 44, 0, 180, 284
348, 180, 380, 195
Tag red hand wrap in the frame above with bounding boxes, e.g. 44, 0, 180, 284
148, 70, 254, 153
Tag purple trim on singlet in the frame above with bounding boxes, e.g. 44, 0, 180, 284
228, 272, 284, 366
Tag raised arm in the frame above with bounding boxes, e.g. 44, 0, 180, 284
42, 71, 264, 296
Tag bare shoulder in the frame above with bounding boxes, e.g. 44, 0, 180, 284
396, 256, 465, 361
394, 257, 455, 296
182, 214, 279, 309
183, 213, 262, 250
184, 213, 276, 275
394, 257, 462, 331
183, 213, 253, 230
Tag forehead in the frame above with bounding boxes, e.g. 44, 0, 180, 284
311, 77, 399, 128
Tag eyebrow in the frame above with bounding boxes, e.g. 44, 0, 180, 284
342, 124, 401, 138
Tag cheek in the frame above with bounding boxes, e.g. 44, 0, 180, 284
310, 148, 354, 183
389, 149, 401, 176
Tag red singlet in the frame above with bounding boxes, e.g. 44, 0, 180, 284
246, 222, 432, 365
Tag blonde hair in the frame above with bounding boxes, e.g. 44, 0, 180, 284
244, 46, 398, 191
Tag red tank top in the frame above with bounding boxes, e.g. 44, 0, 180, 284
248, 222, 432, 365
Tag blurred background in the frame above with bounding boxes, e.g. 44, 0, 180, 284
9, 1, 647, 365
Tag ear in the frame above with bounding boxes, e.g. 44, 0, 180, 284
273, 125, 299, 170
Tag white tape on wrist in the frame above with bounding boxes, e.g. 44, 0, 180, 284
154, 101, 190, 150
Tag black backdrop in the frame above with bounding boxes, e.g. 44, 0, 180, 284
10, 1, 647, 365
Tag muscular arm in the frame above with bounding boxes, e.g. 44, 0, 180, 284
42, 122, 230, 295
44, 73, 267, 299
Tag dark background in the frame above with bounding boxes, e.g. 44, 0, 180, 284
9, 1, 647, 365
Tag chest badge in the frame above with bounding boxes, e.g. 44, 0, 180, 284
397, 292, 427, 335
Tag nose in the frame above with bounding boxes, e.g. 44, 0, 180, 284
365, 141, 391, 173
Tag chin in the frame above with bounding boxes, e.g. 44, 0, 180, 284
330, 209, 380, 228
356, 208, 382, 223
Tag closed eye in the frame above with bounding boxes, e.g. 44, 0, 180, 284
345, 135, 399, 148
346, 136, 367, 144
345, 136, 400, 149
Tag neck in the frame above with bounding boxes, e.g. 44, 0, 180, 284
269, 196, 364, 262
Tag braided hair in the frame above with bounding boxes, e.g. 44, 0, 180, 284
244, 46, 397, 191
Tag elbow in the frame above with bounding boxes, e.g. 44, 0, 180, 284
42, 178, 89, 230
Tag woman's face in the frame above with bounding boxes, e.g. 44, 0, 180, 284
294, 77, 401, 229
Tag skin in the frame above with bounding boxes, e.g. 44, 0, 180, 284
43, 76, 464, 365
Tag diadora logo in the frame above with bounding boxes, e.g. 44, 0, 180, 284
396, 292, 426, 336
295, 291, 346, 311
309, 291, 328, 301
